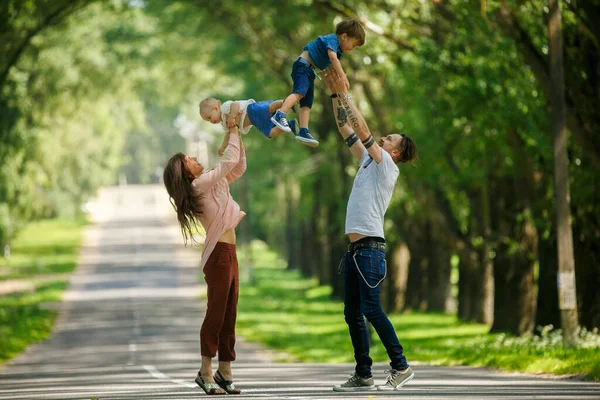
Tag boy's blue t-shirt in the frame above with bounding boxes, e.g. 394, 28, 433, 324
303, 33, 343, 70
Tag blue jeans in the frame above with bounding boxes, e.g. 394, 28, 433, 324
343, 248, 409, 378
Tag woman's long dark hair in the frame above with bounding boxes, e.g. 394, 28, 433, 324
163, 153, 203, 245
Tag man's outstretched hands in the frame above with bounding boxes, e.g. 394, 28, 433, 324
320, 67, 349, 95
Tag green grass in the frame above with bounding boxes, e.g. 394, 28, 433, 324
235, 241, 600, 380
0, 218, 88, 362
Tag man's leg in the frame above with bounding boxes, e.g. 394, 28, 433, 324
333, 252, 375, 392
356, 249, 409, 372
343, 252, 373, 378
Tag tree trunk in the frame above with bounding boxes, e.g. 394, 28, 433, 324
459, 185, 494, 325
285, 179, 299, 270
405, 223, 428, 312
491, 240, 537, 335
573, 222, 600, 329
387, 242, 410, 312
426, 220, 452, 312
536, 234, 560, 328
548, 0, 579, 345
457, 248, 477, 322
490, 185, 538, 335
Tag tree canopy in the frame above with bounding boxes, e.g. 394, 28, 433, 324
1, 0, 598, 331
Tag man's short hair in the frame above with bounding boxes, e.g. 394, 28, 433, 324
395, 134, 418, 165
336, 20, 366, 46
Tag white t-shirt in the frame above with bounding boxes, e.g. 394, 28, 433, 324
345, 149, 399, 238
220, 99, 256, 134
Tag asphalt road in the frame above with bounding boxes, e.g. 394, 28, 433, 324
1, 185, 598, 400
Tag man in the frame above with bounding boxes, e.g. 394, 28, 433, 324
322, 69, 418, 392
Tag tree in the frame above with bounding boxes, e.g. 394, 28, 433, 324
547, 0, 578, 345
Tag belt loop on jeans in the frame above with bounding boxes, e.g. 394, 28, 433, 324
297, 57, 310, 67
297, 57, 322, 80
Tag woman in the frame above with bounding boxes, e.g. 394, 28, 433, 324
163, 126, 245, 395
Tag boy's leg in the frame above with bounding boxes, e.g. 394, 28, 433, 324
268, 100, 285, 114
272, 94, 300, 132
299, 106, 310, 129
280, 93, 303, 114
273, 59, 311, 132
295, 81, 318, 147
268, 118, 298, 138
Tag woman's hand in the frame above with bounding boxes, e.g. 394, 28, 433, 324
226, 110, 242, 128
226, 115, 236, 128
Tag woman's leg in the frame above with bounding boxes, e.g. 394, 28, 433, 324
200, 356, 214, 381
200, 245, 233, 362
218, 247, 238, 362
218, 361, 233, 380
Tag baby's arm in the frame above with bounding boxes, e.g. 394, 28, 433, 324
218, 131, 231, 157
328, 49, 349, 90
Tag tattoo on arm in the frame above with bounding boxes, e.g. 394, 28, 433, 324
362, 135, 376, 149
340, 97, 367, 133
335, 100, 347, 127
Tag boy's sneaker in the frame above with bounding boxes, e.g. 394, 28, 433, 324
271, 110, 291, 132
377, 367, 414, 391
332, 373, 375, 392
288, 119, 299, 135
295, 128, 319, 147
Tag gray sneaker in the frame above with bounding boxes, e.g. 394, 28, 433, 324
377, 367, 414, 391
333, 373, 375, 392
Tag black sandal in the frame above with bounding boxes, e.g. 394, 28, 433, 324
214, 370, 242, 395
195, 373, 227, 395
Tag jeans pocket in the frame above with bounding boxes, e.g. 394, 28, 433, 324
354, 251, 386, 288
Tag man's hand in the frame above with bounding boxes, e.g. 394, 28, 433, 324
322, 67, 349, 95
320, 68, 335, 93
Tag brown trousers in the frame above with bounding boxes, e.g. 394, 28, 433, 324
200, 242, 239, 361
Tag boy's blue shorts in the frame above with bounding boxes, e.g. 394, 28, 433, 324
247, 101, 275, 138
291, 57, 315, 108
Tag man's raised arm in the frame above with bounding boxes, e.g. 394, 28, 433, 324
330, 94, 365, 162
322, 68, 383, 164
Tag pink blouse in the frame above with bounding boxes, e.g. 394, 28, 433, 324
191, 133, 246, 269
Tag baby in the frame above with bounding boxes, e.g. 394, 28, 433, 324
199, 98, 299, 156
